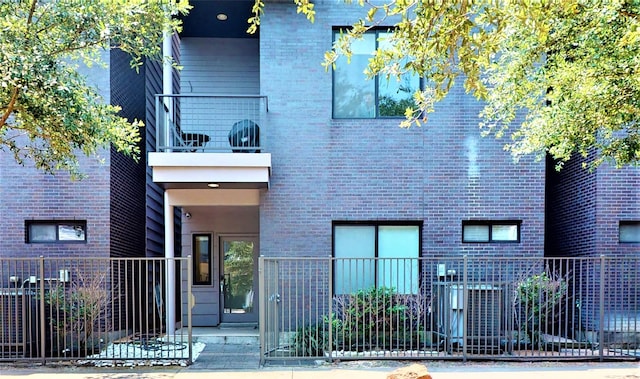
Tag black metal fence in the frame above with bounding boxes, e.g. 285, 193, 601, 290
0, 257, 192, 365
259, 256, 640, 363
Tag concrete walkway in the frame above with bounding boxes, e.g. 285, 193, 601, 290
1, 327, 638, 378
1, 361, 639, 379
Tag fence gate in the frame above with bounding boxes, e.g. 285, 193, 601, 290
259, 257, 280, 363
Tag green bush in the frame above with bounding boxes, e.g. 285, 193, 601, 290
44, 270, 110, 356
291, 315, 342, 356
292, 287, 432, 355
516, 272, 567, 348
333, 287, 430, 350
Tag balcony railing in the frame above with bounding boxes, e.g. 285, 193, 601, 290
155, 94, 268, 153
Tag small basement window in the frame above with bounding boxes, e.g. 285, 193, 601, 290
26, 220, 86, 243
462, 220, 521, 243
619, 221, 640, 243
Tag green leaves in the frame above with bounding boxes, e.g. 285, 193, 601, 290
0, 0, 190, 178
249, 0, 315, 34
258, 0, 640, 169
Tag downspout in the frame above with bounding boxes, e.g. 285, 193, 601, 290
163, 33, 176, 335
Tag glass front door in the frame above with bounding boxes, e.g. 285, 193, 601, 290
220, 236, 258, 323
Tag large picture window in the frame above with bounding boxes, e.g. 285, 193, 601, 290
332, 29, 420, 118
333, 222, 421, 294
26, 220, 86, 243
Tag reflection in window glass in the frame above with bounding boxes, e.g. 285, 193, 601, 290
333, 34, 376, 118
334, 223, 420, 294
620, 222, 640, 243
463, 225, 489, 242
27, 221, 86, 243
333, 30, 420, 118
462, 221, 521, 243
194, 234, 211, 285
30, 224, 56, 242
58, 224, 85, 241
377, 32, 420, 117
334, 225, 376, 294
492, 225, 518, 241
378, 225, 419, 294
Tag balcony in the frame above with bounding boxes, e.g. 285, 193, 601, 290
148, 94, 271, 190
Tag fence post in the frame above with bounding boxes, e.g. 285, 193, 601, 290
38, 256, 46, 364
258, 256, 265, 366
599, 255, 605, 361
463, 255, 468, 362
327, 257, 333, 363
186, 256, 193, 364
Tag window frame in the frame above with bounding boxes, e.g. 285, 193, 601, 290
193, 233, 213, 286
461, 220, 521, 243
619, 221, 640, 243
331, 28, 422, 119
332, 220, 423, 294
25, 220, 87, 244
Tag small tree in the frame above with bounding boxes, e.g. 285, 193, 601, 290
0, 1, 190, 178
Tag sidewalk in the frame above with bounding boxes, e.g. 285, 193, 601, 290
1, 361, 639, 379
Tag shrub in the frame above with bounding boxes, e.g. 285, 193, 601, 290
516, 272, 568, 348
44, 269, 111, 356
291, 314, 343, 357
333, 287, 431, 350
291, 287, 432, 355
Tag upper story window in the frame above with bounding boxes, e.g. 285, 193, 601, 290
333, 221, 421, 294
332, 29, 421, 119
26, 220, 86, 243
462, 220, 521, 243
619, 221, 640, 243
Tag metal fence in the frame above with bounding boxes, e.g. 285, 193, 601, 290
259, 256, 640, 363
0, 257, 192, 365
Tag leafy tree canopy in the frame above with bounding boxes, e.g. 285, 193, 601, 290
0, 0, 190, 178
253, 0, 640, 169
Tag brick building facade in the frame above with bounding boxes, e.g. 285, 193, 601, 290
0, 1, 637, 331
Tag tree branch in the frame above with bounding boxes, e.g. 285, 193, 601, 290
27, 0, 37, 25
49, 37, 110, 56
0, 87, 19, 129
620, 10, 640, 20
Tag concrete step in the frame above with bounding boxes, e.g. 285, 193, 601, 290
189, 326, 259, 345
195, 334, 259, 345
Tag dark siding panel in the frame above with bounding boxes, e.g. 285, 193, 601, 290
145, 33, 183, 258
145, 56, 165, 258
110, 49, 146, 259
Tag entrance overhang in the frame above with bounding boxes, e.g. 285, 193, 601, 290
165, 188, 262, 207
148, 152, 271, 190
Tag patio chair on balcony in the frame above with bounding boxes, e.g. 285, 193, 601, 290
175, 124, 210, 152
228, 119, 260, 153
